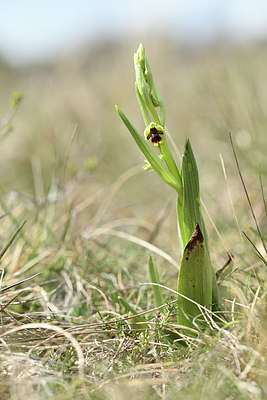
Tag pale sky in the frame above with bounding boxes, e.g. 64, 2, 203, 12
0, 0, 267, 64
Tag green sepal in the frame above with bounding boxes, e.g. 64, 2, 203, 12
177, 224, 212, 329
115, 105, 180, 192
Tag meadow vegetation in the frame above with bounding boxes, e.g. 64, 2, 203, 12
0, 38, 266, 399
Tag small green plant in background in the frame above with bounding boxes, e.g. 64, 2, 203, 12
116, 44, 220, 330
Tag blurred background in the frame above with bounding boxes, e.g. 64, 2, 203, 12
0, 0, 266, 262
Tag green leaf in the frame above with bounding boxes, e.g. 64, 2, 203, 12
115, 105, 181, 192
180, 138, 208, 250
177, 224, 212, 329
180, 139, 220, 311
143, 154, 164, 171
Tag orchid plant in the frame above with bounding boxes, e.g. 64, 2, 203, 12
116, 44, 220, 329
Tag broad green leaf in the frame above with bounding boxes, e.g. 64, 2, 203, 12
116, 106, 181, 192
177, 224, 212, 329
180, 139, 220, 311
180, 139, 207, 249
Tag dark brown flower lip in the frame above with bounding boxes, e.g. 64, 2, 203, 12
151, 132, 162, 144
146, 127, 164, 144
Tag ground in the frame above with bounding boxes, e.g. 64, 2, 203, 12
0, 39, 266, 399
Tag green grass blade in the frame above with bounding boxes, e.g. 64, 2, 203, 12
249, 227, 267, 242
243, 231, 267, 268
258, 168, 267, 217
117, 296, 147, 330
117, 296, 141, 317
148, 256, 166, 314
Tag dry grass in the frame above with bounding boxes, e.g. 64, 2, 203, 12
0, 38, 266, 399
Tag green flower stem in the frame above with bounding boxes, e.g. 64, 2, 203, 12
149, 105, 161, 126
158, 139, 182, 196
